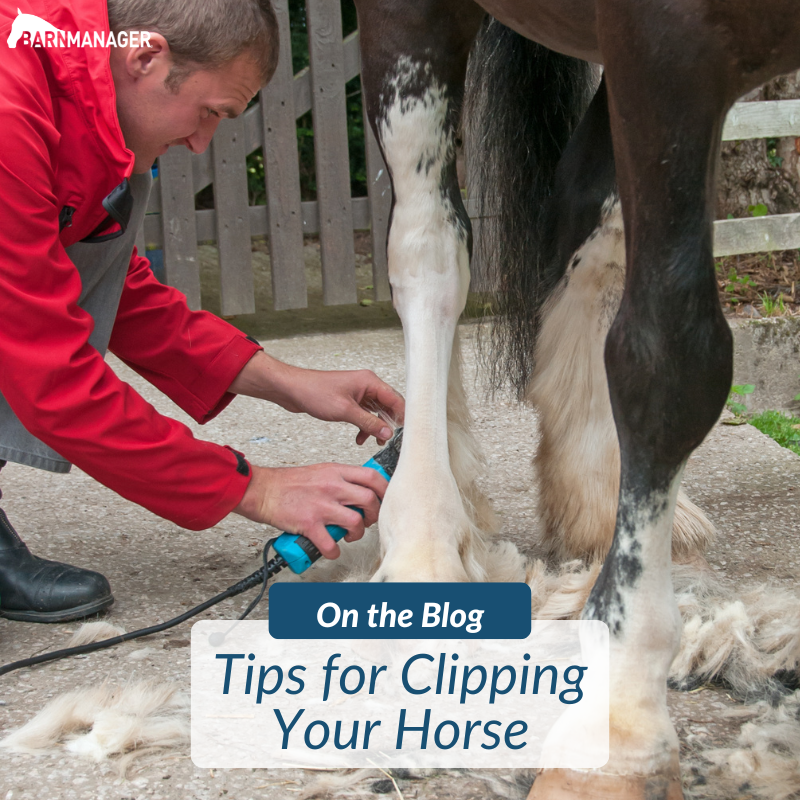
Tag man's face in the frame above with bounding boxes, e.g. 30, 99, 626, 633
111, 35, 263, 173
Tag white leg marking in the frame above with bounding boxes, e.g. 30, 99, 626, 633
373, 61, 479, 581
586, 472, 685, 778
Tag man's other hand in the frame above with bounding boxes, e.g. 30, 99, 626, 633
281, 367, 404, 445
229, 351, 404, 445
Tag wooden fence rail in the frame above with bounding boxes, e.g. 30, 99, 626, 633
715, 99, 800, 258
134, 7, 800, 313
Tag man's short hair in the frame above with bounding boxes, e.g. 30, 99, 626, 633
107, 0, 279, 90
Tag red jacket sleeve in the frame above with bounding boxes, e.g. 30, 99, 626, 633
0, 56, 254, 531
109, 250, 262, 425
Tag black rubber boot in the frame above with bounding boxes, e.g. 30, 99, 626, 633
0, 508, 114, 623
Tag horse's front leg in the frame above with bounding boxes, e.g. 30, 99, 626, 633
357, 1, 488, 581
532, 9, 733, 799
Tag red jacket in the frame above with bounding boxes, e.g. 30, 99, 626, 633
0, 0, 261, 529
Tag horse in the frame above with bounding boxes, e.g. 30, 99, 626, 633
352, 0, 800, 796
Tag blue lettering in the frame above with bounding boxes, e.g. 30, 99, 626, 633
215, 653, 244, 694
273, 708, 304, 749
504, 720, 528, 749
401, 653, 433, 694
396, 708, 430, 749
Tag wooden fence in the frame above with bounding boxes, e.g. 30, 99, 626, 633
715, 100, 800, 257
134, 4, 800, 313
134, 0, 392, 315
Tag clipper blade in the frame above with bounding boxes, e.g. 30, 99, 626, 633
371, 426, 403, 478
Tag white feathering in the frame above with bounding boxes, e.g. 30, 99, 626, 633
67, 621, 126, 648
0, 680, 188, 774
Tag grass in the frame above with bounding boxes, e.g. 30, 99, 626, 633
749, 410, 800, 457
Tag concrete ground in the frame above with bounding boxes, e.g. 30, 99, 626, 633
1, 323, 799, 800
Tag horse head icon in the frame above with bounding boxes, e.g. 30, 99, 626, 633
7, 9, 64, 48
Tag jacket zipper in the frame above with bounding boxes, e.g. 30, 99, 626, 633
59, 205, 76, 231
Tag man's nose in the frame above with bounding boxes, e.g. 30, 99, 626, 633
183, 117, 221, 154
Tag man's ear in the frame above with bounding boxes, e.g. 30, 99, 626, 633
124, 31, 170, 80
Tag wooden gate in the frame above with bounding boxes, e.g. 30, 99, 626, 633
134, 0, 392, 315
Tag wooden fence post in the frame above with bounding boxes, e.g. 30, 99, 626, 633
158, 148, 201, 309
305, 0, 357, 305
213, 117, 256, 316
261, 0, 307, 310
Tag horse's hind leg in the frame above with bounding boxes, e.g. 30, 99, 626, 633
528, 80, 715, 566
356, 0, 490, 581
532, 12, 733, 800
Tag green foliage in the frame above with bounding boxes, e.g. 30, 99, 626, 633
748, 203, 770, 217
295, 113, 316, 199
766, 137, 784, 169
345, 76, 367, 194
726, 381, 800, 455
749, 410, 800, 457
727, 383, 755, 417
246, 148, 266, 206
760, 292, 786, 316
723, 267, 756, 300
289, 0, 309, 74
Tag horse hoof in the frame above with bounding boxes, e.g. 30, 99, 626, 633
528, 768, 684, 800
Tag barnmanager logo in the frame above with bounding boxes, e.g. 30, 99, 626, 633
7, 9, 149, 48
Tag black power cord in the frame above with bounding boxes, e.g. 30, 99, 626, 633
0, 537, 284, 677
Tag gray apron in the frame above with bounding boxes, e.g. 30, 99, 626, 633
0, 171, 153, 473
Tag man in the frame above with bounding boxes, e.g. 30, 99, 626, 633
0, 0, 404, 623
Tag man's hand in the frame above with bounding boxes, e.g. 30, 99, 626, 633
277, 367, 404, 445
233, 463, 388, 558
229, 350, 404, 445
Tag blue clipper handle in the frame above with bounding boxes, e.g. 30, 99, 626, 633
273, 457, 391, 574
